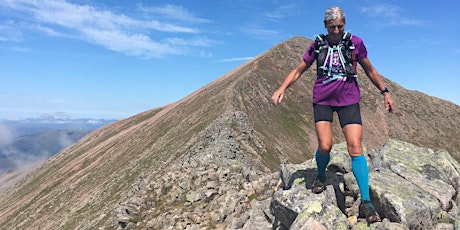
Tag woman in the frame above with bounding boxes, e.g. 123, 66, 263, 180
271, 6, 394, 225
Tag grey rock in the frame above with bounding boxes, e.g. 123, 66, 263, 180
241, 199, 273, 230
108, 123, 459, 230
376, 141, 456, 210
271, 140, 460, 229
186, 190, 202, 203
370, 167, 441, 229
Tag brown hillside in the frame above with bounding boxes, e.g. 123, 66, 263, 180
0, 36, 458, 229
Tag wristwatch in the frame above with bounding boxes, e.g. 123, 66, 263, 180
380, 87, 389, 94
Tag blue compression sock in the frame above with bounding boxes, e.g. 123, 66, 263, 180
352, 155, 370, 201
315, 149, 330, 180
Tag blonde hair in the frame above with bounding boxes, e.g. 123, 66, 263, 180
324, 6, 346, 25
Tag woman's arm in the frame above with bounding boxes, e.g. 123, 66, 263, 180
272, 60, 312, 105
359, 57, 395, 112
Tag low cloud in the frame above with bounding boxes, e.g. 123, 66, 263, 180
0, 153, 47, 191
0, 123, 14, 147
0, 123, 43, 190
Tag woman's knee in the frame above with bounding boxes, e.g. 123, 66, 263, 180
347, 142, 363, 156
318, 143, 332, 154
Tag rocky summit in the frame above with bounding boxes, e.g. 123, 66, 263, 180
272, 139, 460, 230
0, 36, 459, 229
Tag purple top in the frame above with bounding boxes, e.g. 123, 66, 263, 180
303, 35, 368, 106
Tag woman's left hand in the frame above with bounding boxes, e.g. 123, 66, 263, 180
384, 93, 395, 113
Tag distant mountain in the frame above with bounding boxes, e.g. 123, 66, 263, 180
3, 114, 116, 136
0, 36, 458, 229
0, 116, 115, 189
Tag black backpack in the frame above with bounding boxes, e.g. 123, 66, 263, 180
308, 32, 357, 84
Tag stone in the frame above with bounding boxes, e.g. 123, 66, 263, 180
270, 140, 460, 229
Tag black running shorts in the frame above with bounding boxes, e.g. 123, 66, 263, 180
313, 103, 362, 128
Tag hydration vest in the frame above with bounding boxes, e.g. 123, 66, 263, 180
308, 31, 357, 84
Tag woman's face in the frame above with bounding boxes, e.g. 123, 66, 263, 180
325, 18, 345, 42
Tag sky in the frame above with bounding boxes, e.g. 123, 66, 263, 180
0, 0, 459, 120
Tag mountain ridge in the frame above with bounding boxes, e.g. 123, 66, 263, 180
0, 36, 459, 229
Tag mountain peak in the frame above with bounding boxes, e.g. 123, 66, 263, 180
0, 36, 459, 229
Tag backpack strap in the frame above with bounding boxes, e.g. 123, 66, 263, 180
342, 31, 354, 49
309, 34, 331, 78
340, 31, 358, 78
309, 32, 358, 84
308, 34, 327, 56
318, 31, 358, 84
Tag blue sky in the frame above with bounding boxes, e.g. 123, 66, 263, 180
0, 0, 458, 120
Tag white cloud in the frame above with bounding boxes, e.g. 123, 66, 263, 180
81, 27, 177, 57
137, 4, 209, 24
33, 24, 65, 37
0, 21, 24, 42
166, 37, 216, 47
0, 0, 212, 58
215, 57, 253, 63
241, 26, 279, 39
360, 4, 424, 26
264, 3, 301, 21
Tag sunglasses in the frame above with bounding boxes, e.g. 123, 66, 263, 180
328, 25, 344, 30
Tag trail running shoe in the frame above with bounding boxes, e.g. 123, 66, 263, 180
311, 176, 326, 194
359, 200, 382, 226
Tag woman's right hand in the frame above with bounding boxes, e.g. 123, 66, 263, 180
271, 60, 310, 105
271, 90, 285, 105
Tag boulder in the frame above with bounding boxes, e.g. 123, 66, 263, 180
271, 139, 460, 229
